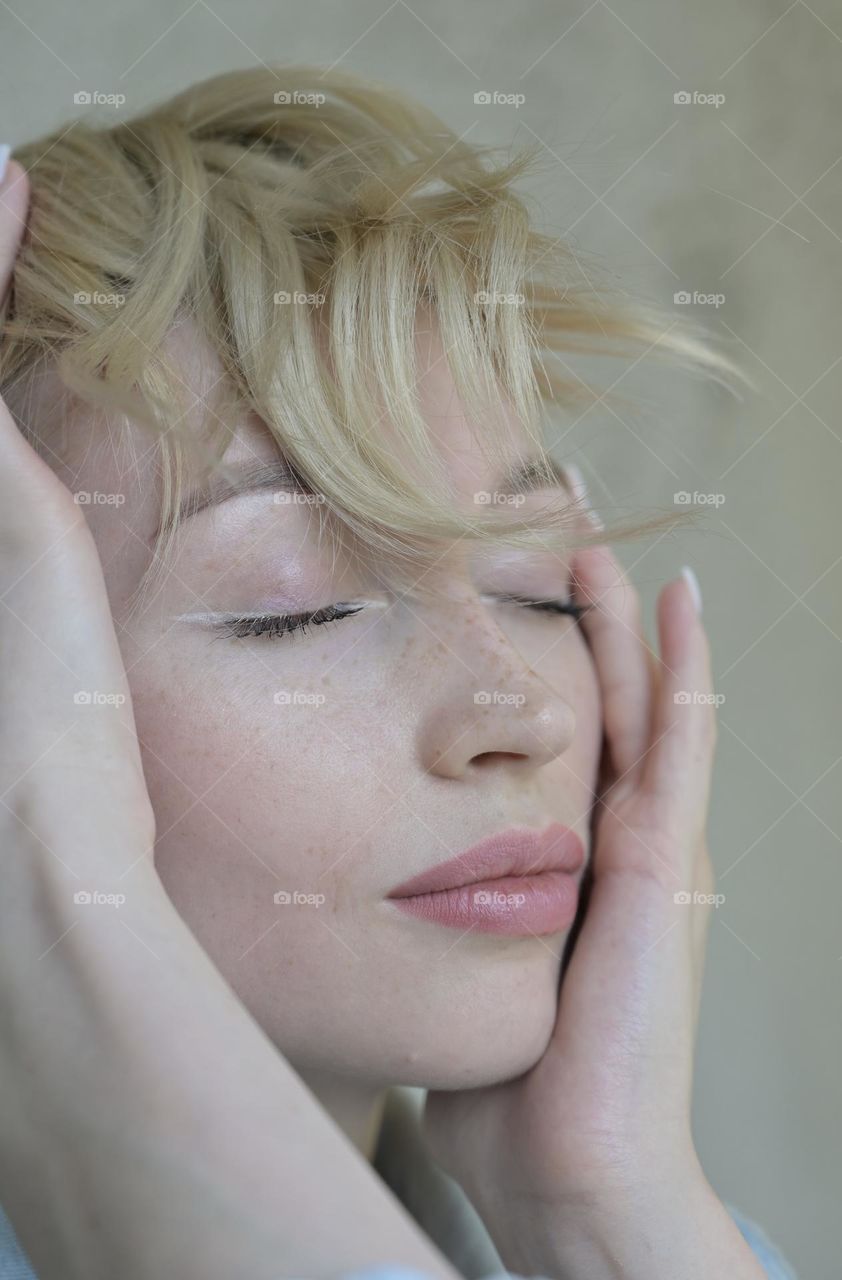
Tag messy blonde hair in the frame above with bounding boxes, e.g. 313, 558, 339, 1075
0, 65, 741, 613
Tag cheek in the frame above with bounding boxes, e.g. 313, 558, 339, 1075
537, 625, 601, 718
126, 660, 402, 950
127, 664, 424, 1065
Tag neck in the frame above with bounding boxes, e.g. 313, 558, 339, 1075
298, 1068, 389, 1162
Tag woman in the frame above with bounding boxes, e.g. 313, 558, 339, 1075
0, 66, 798, 1279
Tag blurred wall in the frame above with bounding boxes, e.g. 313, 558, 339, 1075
2, 1, 839, 1273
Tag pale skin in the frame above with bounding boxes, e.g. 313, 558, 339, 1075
0, 159, 767, 1278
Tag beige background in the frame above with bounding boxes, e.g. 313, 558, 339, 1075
2, 1, 839, 1274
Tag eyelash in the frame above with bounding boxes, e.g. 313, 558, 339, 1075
213, 596, 591, 640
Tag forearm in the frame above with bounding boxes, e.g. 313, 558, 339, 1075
0, 829, 462, 1280
484, 1168, 769, 1280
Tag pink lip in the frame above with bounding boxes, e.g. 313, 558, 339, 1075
385, 822, 586, 936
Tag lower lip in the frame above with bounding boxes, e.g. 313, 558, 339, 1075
387, 869, 580, 935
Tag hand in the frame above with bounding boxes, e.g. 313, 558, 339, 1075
423, 546, 763, 1277
0, 157, 460, 1280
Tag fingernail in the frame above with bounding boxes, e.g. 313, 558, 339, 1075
561, 462, 604, 531
681, 565, 703, 615
0, 144, 10, 186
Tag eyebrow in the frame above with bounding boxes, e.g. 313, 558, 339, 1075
160, 453, 573, 535
154, 457, 308, 536
503, 457, 572, 495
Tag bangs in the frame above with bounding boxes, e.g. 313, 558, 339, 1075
0, 65, 745, 614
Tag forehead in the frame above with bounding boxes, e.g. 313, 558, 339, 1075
48, 307, 534, 493
406, 310, 536, 488
21, 310, 543, 602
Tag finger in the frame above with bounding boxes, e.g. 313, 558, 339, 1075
570, 543, 656, 784
0, 155, 150, 827
690, 841, 715, 1023
0, 151, 29, 298
0, 152, 52, 499
639, 573, 717, 835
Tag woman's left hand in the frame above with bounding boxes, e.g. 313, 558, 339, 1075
423, 546, 766, 1279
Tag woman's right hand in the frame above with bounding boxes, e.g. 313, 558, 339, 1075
0, 154, 460, 1280
0, 159, 159, 897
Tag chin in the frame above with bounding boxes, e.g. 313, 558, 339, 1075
383, 959, 563, 1091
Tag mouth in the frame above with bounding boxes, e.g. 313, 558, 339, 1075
384, 822, 585, 936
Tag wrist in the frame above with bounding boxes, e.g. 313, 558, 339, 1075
477, 1157, 765, 1280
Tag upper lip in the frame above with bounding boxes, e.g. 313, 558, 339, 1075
386, 822, 586, 898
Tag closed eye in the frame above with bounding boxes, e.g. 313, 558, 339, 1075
492, 593, 592, 621
210, 594, 592, 640
212, 602, 364, 640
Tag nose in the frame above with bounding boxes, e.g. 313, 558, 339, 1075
414, 601, 577, 780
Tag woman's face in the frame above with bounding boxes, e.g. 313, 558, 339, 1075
42, 316, 602, 1090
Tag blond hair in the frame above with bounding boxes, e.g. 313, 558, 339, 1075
0, 65, 742, 612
